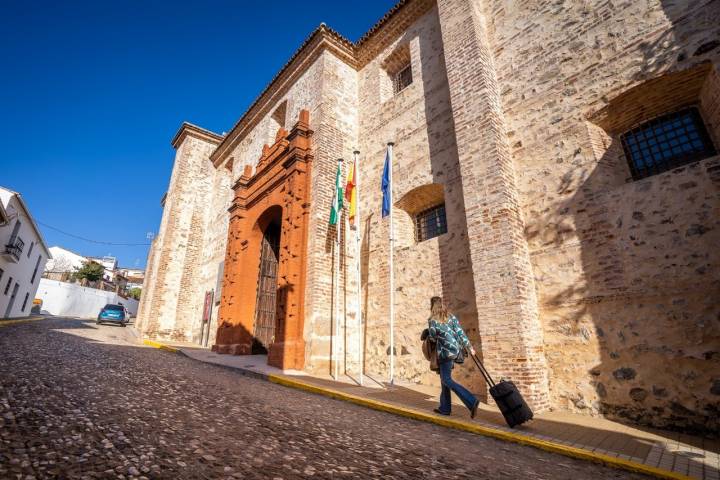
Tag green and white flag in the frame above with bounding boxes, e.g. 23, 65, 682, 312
329, 162, 343, 225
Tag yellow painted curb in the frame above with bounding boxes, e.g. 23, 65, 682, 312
268, 375, 692, 480
142, 339, 180, 353
0, 316, 47, 327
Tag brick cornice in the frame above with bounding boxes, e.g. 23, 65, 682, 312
171, 122, 225, 149
210, 0, 433, 166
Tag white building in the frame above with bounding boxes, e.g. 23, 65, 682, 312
0, 187, 51, 318
45, 246, 87, 274
117, 267, 144, 289
88, 255, 117, 281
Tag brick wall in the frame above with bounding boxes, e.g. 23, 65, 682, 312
138, 132, 222, 343
139, 0, 719, 432
436, 0, 550, 409
354, 6, 483, 393
486, 0, 720, 431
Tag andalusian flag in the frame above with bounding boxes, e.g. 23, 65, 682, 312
345, 158, 357, 226
329, 162, 343, 225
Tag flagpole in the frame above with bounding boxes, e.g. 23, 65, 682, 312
334, 158, 343, 381
354, 149, 363, 387
387, 142, 395, 386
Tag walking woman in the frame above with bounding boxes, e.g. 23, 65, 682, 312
427, 296, 479, 417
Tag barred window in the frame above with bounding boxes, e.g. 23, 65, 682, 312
621, 107, 716, 180
394, 64, 413, 94
415, 204, 447, 242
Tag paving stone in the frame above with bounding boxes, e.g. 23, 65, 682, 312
0, 317, 652, 479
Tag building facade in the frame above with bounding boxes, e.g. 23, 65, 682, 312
0, 187, 51, 319
137, 0, 720, 433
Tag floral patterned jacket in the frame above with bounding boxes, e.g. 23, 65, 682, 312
427, 314, 470, 361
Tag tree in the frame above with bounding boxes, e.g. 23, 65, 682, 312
128, 287, 142, 300
48, 255, 74, 273
72, 261, 105, 282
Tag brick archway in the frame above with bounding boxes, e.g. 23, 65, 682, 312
214, 110, 313, 370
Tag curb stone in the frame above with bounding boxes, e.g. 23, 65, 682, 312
142, 338, 693, 480
142, 339, 181, 353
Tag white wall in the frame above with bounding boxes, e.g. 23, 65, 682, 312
37, 278, 139, 319
0, 193, 49, 318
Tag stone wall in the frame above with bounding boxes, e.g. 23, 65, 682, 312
355, 5, 482, 393
137, 127, 224, 343
486, 0, 720, 431
212, 51, 360, 375
138, 0, 719, 433
436, 0, 551, 409
302, 51, 360, 376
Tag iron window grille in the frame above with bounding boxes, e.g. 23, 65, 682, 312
621, 107, 716, 180
394, 64, 413, 94
415, 204, 448, 242
4, 237, 24, 261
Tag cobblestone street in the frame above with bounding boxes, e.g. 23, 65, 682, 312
0, 318, 645, 479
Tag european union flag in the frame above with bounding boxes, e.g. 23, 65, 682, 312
381, 149, 390, 218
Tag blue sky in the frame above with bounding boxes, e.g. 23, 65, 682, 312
0, 0, 396, 268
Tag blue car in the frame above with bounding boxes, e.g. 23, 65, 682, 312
97, 304, 127, 326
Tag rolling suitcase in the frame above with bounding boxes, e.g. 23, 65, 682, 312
470, 352, 533, 428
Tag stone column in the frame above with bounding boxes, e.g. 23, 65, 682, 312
436, 0, 550, 410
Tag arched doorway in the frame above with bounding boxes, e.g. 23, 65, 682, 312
214, 109, 313, 370
252, 216, 281, 354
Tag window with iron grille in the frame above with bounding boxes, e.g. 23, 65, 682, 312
394, 64, 413, 94
621, 107, 716, 180
415, 204, 447, 242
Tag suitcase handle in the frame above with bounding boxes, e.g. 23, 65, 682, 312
469, 350, 496, 387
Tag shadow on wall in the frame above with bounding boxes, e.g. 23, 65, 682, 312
526, 59, 720, 433
418, 18, 483, 397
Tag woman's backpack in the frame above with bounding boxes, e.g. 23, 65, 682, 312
420, 329, 439, 372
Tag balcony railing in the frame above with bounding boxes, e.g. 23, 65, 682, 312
4, 238, 24, 262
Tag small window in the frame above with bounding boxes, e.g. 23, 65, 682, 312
0, 268, 3, 282
415, 204, 447, 242
4, 277, 13, 295
394, 64, 413, 94
21, 293, 29, 312
621, 107, 716, 180
27, 241, 34, 258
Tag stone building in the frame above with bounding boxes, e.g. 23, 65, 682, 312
137, 0, 720, 433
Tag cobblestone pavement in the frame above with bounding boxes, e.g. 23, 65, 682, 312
0, 317, 647, 479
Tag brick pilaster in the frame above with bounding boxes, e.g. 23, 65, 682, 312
436, 0, 550, 410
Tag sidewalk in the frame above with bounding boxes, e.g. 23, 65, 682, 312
143, 339, 719, 480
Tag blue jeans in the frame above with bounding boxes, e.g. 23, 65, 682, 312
438, 359, 478, 414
